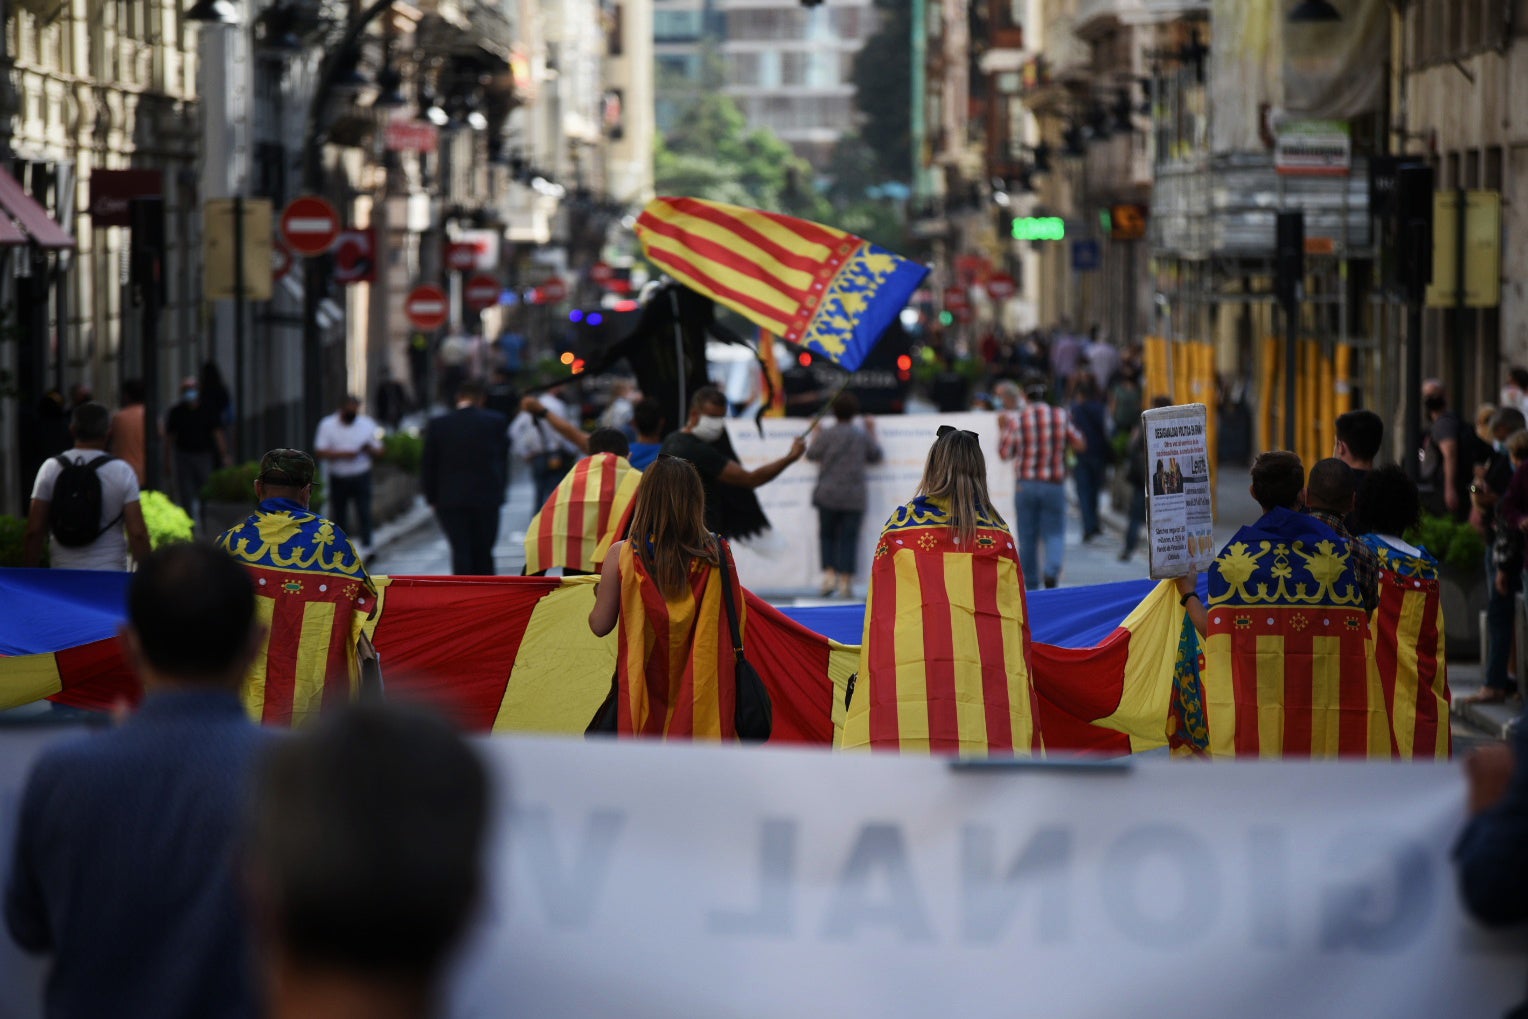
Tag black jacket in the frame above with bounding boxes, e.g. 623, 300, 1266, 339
422, 406, 510, 508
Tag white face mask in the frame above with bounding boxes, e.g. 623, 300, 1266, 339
692, 414, 726, 442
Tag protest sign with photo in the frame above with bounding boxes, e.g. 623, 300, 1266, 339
1143, 403, 1215, 579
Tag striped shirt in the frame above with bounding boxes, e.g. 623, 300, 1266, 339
999, 403, 1083, 483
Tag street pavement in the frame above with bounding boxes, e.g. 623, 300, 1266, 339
367, 449, 1501, 751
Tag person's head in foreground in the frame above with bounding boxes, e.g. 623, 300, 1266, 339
630, 455, 716, 597
1356, 463, 1421, 539
919, 426, 1003, 546
1249, 450, 1305, 513
124, 541, 260, 693
1304, 458, 1358, 518
247, 705, 489, 1019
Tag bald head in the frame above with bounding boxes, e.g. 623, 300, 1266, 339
1306, 457, 1358, 515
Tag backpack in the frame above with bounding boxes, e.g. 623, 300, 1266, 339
48, 454, 121, 548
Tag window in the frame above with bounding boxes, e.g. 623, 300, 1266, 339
654, 8, 701, 41
829, 7, 861, 37
729, 51, 762, 86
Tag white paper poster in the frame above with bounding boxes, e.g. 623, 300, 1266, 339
1144, 403, 1215, 579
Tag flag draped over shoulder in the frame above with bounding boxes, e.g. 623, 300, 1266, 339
1201, 508, 1384, 758
840, 497, 1039, 756
524, 453, 643, 575
635, 197, 928, 372
216, 501, 376, 726
1361, 536, 1451, 759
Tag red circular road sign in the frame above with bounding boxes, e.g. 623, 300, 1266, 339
465, 273, 500, 312
279, 196, 340, 256
943, 285, 969, 310
539, 276, 567, 303
985, 273, 1017, 300
446, 242, 479, 272
404, 284, 450, 330
590, 261, 613, 283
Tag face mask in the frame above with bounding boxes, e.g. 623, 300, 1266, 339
1423, 395, 1446, 413
341, 411, 358, 424
692, 415, 726, 443
1497, 439, 1509, 454
183, 389, 198, 403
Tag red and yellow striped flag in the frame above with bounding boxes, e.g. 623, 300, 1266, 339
524, 453, 642, 575
635, 197, 928, 372
840, 497, 1040, 755
1365, 540, 1451, 759
615, 540, 742, 740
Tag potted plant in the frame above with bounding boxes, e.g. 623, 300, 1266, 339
140, 491, 195, 548
200, 461, 262, 536
0, 513, 34, 566
1406, 512, 1488, 661
373, 431, 423, 523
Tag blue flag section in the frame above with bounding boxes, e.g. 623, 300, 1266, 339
0, 569, 131, 656
798, 243, 929, 373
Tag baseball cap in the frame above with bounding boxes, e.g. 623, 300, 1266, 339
257, 448, 316, 487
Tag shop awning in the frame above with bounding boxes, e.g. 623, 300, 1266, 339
0, 169, 73, 249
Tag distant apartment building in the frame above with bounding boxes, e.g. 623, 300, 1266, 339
653, 0, 874, 170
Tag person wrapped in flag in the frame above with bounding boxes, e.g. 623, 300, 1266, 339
840, 426, 1041, 756
215, 448, 376, 726
524, 428, 643, 576
1176, 451, 1384, 758
588, 455, 749, 740
1357, 464, 1451, 759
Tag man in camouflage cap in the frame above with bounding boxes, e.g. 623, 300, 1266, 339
215, 448, 378, 724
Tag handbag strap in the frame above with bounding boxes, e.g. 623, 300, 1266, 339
711, 534, 745, 661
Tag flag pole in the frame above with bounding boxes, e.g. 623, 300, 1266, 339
803, 373, 854, 431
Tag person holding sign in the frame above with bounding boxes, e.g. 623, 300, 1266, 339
1174, 451, 1383, 758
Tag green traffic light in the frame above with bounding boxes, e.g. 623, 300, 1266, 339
1012, 216, 1066, 242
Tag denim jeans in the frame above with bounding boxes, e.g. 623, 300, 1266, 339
1016, 480, 1067, 588
1123, 484, 1147, 556
328, 471, 373, 546
1073, 457, 1106, 538
1486, 558, 1522, 692
817, 508, 864, 576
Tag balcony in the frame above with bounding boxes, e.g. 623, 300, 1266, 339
1075, 0, 1208, 35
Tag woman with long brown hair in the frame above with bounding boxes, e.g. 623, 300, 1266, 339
588, 455, 747, 739
840, 426, 1041, 756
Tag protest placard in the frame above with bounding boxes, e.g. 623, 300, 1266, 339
1143, 403, 1215, 579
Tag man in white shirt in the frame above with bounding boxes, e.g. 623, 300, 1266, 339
314, 394, 384, 553
22, 401, 152, 569
513, 386, 581, 505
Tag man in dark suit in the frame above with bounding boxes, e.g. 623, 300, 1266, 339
422, 377, 510, 575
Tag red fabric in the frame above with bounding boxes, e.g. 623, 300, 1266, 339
372, 576, 560, 728
737, 592, 837, 745
1030, 630, 1133, 755
50, 639, 138, 712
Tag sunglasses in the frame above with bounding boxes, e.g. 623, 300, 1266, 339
936, 425, 979, 443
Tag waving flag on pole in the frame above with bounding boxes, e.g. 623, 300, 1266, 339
635, 197, 928, 372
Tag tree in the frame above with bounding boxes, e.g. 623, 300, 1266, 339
852, 0, 912, 184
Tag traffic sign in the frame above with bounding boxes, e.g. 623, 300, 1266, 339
280, 196, 340, 256
1071, 239, 1102, 272
539, 276, 568, 303
446, 242, 479, 273
590, 261, 614, 284
942, 285, 969, 310
404, 284, 450, 330
984, 273, 1017, 300
465, 273, 500, 312
332, 228, 375, 285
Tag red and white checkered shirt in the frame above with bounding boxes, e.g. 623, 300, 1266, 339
999, 404, 1083, 483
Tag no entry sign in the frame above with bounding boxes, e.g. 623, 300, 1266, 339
985, 273, 1017, 300
279, 196, 340, 257
539, 276, 567, 303
404, 284, 449, 330
446, 242, 479, 273
465, 273, 500, 312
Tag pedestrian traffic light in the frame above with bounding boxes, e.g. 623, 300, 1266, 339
1274, 210, 1304, 308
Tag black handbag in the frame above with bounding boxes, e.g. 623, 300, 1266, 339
714, 538, 772, 742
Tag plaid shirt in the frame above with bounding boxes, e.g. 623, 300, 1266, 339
999, 403, 1083, 483
1309, 510, 1380, 615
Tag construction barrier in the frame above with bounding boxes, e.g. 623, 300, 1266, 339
1259, 338, 1358, 468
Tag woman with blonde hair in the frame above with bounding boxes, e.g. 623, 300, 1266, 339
588, 455, 747, 739
840, 426, 1041, 756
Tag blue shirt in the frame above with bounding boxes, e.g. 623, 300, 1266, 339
628, 441, 662, 471
5, 689, 267, 1019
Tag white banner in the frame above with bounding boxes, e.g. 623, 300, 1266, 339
2, 732, 1526, 1017
726, 411, 1014, 593
1144, 403, 1216, 579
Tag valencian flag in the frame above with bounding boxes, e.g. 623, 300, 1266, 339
524, 452, 643, 575
216, 502, 376, 726
635, 197, 928, 372
1199, 508, 1386, 758
1361, 536, 1451, 759
839, 497, 1041, 756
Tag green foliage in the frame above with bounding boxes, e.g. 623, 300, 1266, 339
851, 0, 912, 183
1405, 513, 1486, 573
202, 461, 261, 504
140, 490, 195, 548
380, 432, 423, 475
0, 514, 29, 566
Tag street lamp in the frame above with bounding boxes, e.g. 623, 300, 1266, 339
1288, 0, 1342, 21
